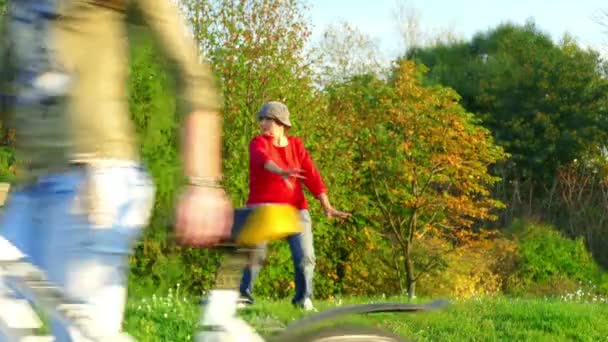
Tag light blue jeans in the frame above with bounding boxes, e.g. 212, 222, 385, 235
0, 163, 154, 341
239, 209, 315, 304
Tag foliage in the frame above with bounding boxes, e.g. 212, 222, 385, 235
392, 1, 464, 52
548, 158, 608, 268
0, 145, 15, 183
129, 230, 223, 296
246, 242, 296, 299
312, 21, 388, 86
181, 0, 321, 205
407, 21, 608, 187
416, 233, 517, 299
593, 8, 608, 45
2, 0, 608, 302
127, 27, 182, 225
0, 125, 16, 183
339, 227, 403, 296
406, 21, 608, 267
504, 220, 608, 296
325, 59, 508, 297
299, 74, 395, 298
179, 0, 371, 300
128, 0, 336, 296
0, 6, 14, 183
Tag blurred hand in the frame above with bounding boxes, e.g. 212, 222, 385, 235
280, 168, 306, 179
280, 168, 306, 190
323, 206, 351, 219
174, 185, 233, 247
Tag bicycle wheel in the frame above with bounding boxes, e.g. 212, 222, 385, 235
271, 323, 409, 342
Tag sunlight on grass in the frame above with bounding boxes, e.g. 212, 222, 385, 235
122, 287, 608, 341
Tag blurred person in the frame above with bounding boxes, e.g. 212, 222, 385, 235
0, 0, 231, 340
238, 101, 350, 311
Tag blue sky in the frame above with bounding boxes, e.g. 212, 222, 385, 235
305, 0, 607, 59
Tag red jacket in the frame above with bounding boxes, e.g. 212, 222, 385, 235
246, 135, 327, 210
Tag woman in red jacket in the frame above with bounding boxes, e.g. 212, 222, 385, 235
239, 101, 350, 311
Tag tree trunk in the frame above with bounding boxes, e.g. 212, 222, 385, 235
391, 248, 405, 294
403, 243, 415, 299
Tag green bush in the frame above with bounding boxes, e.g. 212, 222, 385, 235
247, 242, 296, 299
504, 220, 607, 296
0, 145, 15, 183
128, 229, 222, 297
415, 234, 516, 299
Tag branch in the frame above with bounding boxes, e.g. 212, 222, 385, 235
412, 244, 457, 282
416, 208, 444, 239
406, 208, 418, 244
370, 170, 407, 248
437, 222, 456, 231
406, 164, 446, 221
401, 164, 447, 239
369, 228, 392, 240
382, 179, 397, 207
358, 141, 407, 249
417, 164, 446, 197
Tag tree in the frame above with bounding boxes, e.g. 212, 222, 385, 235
180, 0, 320, 204
407, 22, 608, 203
594, 8, 608, 58
313, 21, 387, 86
327, 60, 508, 298
391, 0, 463, 54
593, 8, 608, 37
174, 0, 360, 297
392, 1, 423, 52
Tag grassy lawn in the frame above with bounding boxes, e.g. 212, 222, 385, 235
123, 290, 608, 341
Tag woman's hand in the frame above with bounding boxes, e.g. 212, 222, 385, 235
318, 193, 351, 219
264, 161, 306, 189
264, 161, 306, 179
279, 168, 306, 180
322, 206, 352, 219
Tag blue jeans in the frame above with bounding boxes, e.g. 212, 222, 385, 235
239, 209, 315, 304
0, 163, 154, 341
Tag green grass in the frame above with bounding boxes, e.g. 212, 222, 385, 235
123, 290, 608, 341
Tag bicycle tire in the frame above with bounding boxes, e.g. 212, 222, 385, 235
283, 300, 447, 333
270, 323, 409, 342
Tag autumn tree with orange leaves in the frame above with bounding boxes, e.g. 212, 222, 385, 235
327, 60, 508, 298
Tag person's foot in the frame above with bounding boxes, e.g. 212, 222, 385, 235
236, 295, 254, 309
293, 297, 317, 312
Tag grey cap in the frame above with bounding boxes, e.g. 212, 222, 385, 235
256, 101, 292, 127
